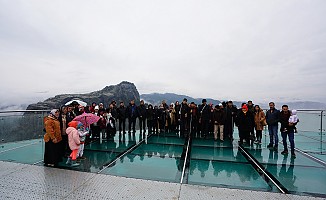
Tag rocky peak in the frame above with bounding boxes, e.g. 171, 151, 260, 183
26, 81, 140, 110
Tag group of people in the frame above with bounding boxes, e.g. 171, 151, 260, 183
43, 98, 299, 167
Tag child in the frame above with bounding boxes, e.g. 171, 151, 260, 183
288, 110, 299, 133
66, 121, 81, 167
288, 110, 298, 123
77, 123, 89, 160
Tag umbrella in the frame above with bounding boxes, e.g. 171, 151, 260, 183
73, 113, 100, 127
65, 99, 87, 107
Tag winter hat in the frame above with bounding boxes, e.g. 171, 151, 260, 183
50, 109, 59, 116
219, 103, 223, 107
291, 110, 297, 115
68, 121, 79, 128
76, 122, 84, 130
95, 105, 99, 110
202, 99, 207, 103
242, 104, 248, 111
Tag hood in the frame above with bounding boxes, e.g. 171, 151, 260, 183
68, 121, 79, 128
291, 110, 297, 115
66, 127, 77, 135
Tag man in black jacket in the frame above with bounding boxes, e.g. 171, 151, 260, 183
117, 101, 127, 134
198, 99, 211, 138
279, 105, 298, 158
126, 100, 137, 133
180, 98, 190, 136
225, 101, 238, 140
137, 100, 147, 133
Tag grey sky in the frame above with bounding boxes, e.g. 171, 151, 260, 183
1, 0, 326, 107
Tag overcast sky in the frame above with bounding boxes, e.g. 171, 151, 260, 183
1, 0, 326, 107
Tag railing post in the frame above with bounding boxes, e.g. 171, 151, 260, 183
320, 110, 324, 154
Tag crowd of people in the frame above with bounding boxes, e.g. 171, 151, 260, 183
43, 98, 299, 167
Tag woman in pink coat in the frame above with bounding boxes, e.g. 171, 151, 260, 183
65, 121, 81, 167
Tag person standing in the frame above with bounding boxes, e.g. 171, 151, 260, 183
254, 105, 266, 144
126, 100, 137, 133
180, 98, 190, 136
43, 109, 62, 167
247, 100, 256, 141
198, 99, 211, 138
225, 101, 238, 140
117, 101, 127, 134
175, 101, 181, 131
213, 104, 226, 141
146, 104, 154, 133
189, 102, 198, 135
279, 105, 298, 158
235, 104, 255, 145
137, 100, 147, 133
266, 102, 280, 151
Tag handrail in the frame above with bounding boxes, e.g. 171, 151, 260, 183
0, 110, 50, 113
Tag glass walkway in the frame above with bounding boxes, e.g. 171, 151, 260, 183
0, 110, 325, 198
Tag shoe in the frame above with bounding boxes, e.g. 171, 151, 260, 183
267, 144, 273, 148
254, 140, 258, 144
258, 140, 262, 144
291, 153, 296, 158
71, 160, 80, 167
78, 156, 86, 160
66, 157, 72, 165
281, 150, 289, 155
273, 146, 278, 151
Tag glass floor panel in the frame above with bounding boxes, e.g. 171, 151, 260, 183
0, 140, 43, 164
101, 155, 182, 182
263, 163, 326, 196
188, 159, 271, 191
85, 140, 136, 153
192, 139, 234, 148
0, 139, 42, 153
130, 143, 184, 158
191, 146, 248, 163
245, 148, 325, 168
56, 151, 119, 173
147, 135, 185, 145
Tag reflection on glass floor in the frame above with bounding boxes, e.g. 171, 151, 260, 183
0, 130, 325, 197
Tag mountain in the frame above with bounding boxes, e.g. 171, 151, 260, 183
26, 81, 140, 110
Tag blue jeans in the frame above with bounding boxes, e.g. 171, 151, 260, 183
281, 130, 295, 154
268, 125, 279, 146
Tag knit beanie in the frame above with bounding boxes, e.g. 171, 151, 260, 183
242, 104, 248, 111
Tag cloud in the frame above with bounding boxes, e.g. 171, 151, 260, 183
0, 0, 326, 107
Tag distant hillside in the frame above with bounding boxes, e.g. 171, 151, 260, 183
275, 101, 326, 110
26, 81, 140, 110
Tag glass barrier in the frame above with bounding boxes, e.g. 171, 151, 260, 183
0, 110, 48, 165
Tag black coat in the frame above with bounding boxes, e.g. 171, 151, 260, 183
146, 108, 154, 120
126, 104, 137, 119
226, 106, 238, 124
180, 103, 190, 119
213, 109, 225, 125
198, 104, 211, 121
117, 106, 127, 120
137, 105, 147, 119
235, 111, 255, 132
